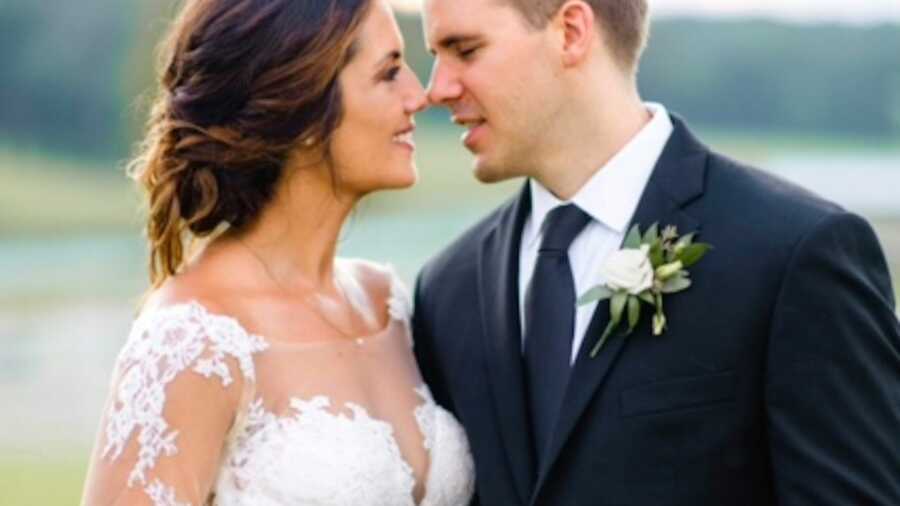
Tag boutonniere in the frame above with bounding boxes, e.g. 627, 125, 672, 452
577, 224, 711, 358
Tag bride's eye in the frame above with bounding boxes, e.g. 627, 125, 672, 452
384, 66, 401, 82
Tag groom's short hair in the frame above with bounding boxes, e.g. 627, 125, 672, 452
504, 0, 649, 72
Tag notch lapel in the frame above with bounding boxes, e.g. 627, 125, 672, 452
531, 116, 710, 501
477, 182, 536, 505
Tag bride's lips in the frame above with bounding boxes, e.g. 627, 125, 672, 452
392, 125, 415, 153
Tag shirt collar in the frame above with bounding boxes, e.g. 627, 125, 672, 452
524, 102, 674, 248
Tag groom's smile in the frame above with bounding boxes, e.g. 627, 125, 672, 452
453, 115, 487, 151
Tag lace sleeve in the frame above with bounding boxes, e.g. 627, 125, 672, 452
82, 302, 268, 506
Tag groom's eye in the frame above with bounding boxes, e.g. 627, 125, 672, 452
458, 46, 479, 60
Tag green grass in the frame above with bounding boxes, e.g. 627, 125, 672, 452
2, 126, 899, 235
0, 451, 88, 505
0, 148, 141, 236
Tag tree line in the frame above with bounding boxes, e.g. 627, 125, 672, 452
2, 1, 898, 162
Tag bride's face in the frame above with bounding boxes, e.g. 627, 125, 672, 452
329, 0, 427, 196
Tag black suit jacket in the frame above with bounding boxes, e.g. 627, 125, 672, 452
413, 116, 900, 505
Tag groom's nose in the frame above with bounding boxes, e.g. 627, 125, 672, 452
426, 59, 464, 107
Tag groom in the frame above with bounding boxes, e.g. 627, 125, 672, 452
412, 0, 900, 504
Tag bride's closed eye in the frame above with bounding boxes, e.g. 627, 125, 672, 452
383, 66, 401, 82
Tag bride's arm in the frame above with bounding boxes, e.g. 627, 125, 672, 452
81, 306, 261, 506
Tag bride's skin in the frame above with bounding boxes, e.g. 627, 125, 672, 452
148, 0, 427, 343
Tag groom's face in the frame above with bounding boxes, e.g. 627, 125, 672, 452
424, 0, 563, 183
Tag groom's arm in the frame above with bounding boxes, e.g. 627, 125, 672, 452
413, 271, 482, 506
765, 211, 900, 504
412, 271, 460, 417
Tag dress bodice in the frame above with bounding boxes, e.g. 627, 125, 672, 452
90, 262, 475, 506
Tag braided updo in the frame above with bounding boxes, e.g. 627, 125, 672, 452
128, 0, 370, 287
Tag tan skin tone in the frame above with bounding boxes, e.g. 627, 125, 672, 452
147, 0, 427, 345
424, 0, 651, 200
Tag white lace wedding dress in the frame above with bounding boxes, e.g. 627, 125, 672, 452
85, 262, 475, 506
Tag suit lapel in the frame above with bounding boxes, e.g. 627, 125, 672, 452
477, 182, 536, 505
531, 116, 710, 501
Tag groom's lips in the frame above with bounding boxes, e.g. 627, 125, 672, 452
456, 118, 487, 151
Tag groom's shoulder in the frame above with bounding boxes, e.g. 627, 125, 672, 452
418, 195, 516, 288
703, 149, 847, 235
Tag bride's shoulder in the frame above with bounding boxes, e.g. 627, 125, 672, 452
338, 258, 411, 320
122, 277, 268, 380
337, 257, 404, 291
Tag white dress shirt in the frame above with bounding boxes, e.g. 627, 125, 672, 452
519, 103, 674, 364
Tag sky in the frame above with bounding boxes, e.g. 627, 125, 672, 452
391, 0, 900, 25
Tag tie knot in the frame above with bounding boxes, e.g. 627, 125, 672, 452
539, 204, 591, 253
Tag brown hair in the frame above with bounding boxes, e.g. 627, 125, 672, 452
129, 0, 371, 288
505, 0, 649, 71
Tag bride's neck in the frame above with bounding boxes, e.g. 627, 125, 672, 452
224, 165, 357, 291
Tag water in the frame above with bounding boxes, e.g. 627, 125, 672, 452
768, 154, 900, 217
1, 154, 898, 453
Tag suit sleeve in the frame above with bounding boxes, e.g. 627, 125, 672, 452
412, 272, 482, 506
766, 211, 900, 504
412, 270, 459, 417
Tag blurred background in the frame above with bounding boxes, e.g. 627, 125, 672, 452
1, 0, 898, 503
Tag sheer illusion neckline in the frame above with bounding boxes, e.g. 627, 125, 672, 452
140, 300, 401, 348
133, 299, 435, 504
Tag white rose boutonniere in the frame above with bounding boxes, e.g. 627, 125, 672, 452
600, 244, 654, 295
578, 223, 712, 358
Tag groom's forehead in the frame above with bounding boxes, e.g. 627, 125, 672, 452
424, 0, 523, 40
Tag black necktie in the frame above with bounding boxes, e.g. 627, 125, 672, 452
524, 204, 591, 466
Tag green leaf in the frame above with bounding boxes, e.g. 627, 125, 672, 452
591, 293, 630, 357
590, 320, 617, 357
577, 285, 614, 305
648, 241, 665, 267
609, 291, 627, 324
674, 232, 696, 251
623, 224, 642, 249
627, 295, 640, 333
677, 243, 712, 267
641, 223, 659, 245
661, 275, 692, 293
638, 291, 655, 305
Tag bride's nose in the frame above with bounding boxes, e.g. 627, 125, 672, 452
403, 71, 428, 115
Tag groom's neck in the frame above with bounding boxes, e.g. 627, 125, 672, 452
532, 78, 649, 201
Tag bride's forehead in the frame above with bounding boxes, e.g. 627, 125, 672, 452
355, 0, 403, 50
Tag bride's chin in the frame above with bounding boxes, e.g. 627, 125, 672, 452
385, 166, 419, 189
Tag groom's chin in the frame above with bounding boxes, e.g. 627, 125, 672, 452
472, 159, 512, 184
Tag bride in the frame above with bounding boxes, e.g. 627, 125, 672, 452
80, 0, 474, 504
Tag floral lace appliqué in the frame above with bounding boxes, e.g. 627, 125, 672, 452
101, 302, 268, 504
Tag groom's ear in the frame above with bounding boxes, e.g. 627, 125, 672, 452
553, 0, 596, 67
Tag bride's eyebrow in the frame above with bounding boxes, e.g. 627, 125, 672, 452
374, 49, 402, 70
373, 49, 403, 71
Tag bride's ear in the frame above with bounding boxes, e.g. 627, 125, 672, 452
554, 0, 596, 67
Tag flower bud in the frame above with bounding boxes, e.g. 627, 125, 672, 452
655, 261, 684, 281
